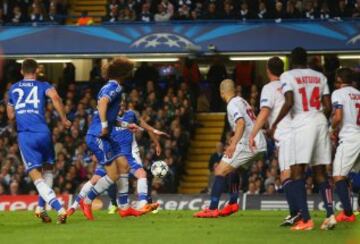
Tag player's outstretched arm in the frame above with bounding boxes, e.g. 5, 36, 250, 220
225, 118, 245, 158
269, 91, 294, 138
139, 118, 165, 156
249, 107, 270, 150
47, 88, 71, 128
139, 118, 170, 138
98, 97, 110, 137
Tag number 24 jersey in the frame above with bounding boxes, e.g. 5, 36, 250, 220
8, 79, 53, 133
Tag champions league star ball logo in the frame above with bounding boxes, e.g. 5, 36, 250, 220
347, 34, 360, 45
131, 33, 199, 50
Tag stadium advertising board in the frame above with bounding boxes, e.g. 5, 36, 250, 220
0, 195, 70, 211
0, 21, 359, 55
1, 194, 356, 211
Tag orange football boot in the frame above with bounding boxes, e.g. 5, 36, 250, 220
193, 208, 219, 218
336, 211, 356, 223
119, 207, 137, 218
79, 199, 94, 220
66, 207, 76, 217
291, 219, 314, 231
219, 203, 239, 217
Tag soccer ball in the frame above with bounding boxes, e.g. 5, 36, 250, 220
151, 160, 169, 178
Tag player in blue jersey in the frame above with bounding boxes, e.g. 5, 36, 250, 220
113, 100, 168, 217
78, 57, 136, 220
68, 100, 167, 217
7, 59, 71, 224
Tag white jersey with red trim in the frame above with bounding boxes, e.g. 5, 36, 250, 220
331, 86, 360, 140
227, 96, 266, 149
260, 80, 291, 133
280, 68, 329, 126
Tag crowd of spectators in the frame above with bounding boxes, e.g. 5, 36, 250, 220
0, 0, 69, 25
105, 0, 360, 23
0, 60, 194, 196
1, 0, 360, 26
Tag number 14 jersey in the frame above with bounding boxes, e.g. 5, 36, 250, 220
8, 79, 53, 133
280, 68, 330, 126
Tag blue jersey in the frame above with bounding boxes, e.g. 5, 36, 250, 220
8, 79, 53, 133
112, 110, 138, 144
87, 80, 123, 136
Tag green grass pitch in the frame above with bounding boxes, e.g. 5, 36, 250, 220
0, 211, 358, 244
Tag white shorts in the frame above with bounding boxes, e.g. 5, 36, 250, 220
132, 150, 142, 166
222, 143, 265, 168
333, 133, 360, 176
276, 130, 294, 171
291, 122, 331, 166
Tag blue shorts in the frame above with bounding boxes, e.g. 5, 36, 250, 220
18, 131, 55, 173
86, 134, 122, 166
126, 154, 142, 175
94, 154, 142, 176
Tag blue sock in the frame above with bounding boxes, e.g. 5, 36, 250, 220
335, 180, 353, 216
107, 183, 118, 206
227, 172, 239, 204
318, 180, 334, 217
138, 193, 148, 202
209, 176, 226, 210
118, 194, 129, 207
292, 179, 311, 221
282, 179, 298, 217
49, 198, 62, 212
38, 196, 46, 209
75, 194, 82, 203
87, 187, 99, 201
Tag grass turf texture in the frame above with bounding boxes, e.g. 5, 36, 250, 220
0, 211, 358, 244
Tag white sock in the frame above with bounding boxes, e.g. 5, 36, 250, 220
117, 174, 129, 209
137, 178, 148, 209
36, 170, 54, 212
43, 170, 54, 187
34, 178, 65, 214
84, 175, 114, 204
72, 181, 94, 209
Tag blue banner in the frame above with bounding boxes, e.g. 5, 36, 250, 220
0, 21, 359, 55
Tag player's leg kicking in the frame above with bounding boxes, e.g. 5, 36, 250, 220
118, 153, 159, 217
194, 79, 266, 218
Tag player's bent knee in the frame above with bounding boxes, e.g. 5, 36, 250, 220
90, 175, 101, 184
135, 168, 146, 179
28, 168, 42, 181
214, 162, 233, 177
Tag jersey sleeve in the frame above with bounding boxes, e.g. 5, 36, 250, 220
331, 91, 343, 109
43, 82, 54, 95
280, 73, 293, 94
98, 84, 122, 102
260, 86, 273, 109
228, 100, 244, 123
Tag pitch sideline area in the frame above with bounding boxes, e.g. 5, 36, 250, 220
0, 211, 358, 244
